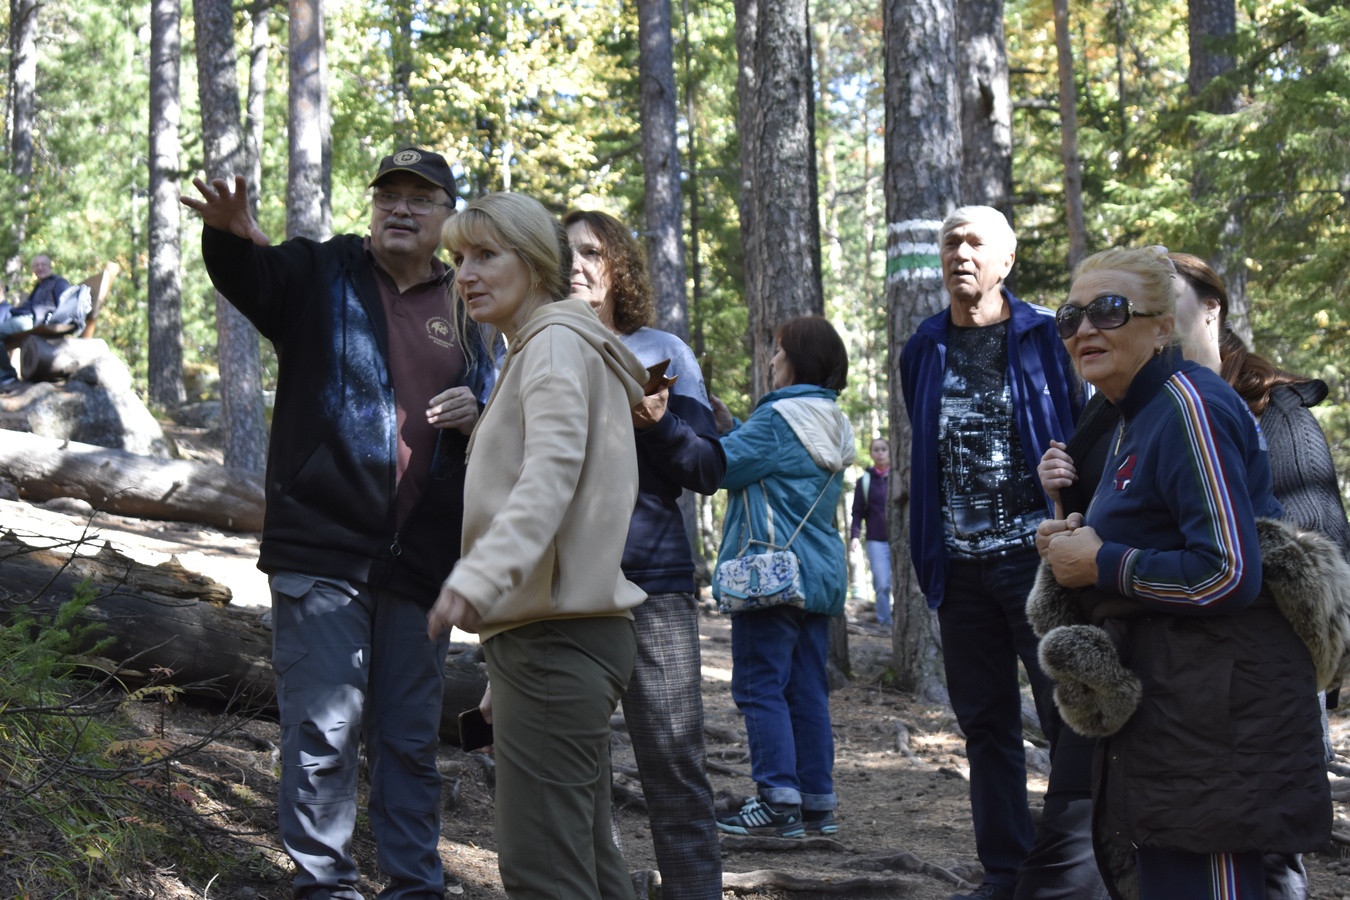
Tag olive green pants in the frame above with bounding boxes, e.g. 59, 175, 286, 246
484, 616, 636, 900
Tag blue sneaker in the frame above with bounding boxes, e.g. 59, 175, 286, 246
716, 796, 804, 838
803, 809, 838, 835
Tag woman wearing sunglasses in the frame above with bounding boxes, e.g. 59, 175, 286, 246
1030, 247, 1331, 899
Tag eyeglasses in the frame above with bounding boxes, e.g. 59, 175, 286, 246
371, 190, 450, 216
1055, 294, 1162, 340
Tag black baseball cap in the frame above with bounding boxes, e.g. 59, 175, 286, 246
368, 147, 458, 200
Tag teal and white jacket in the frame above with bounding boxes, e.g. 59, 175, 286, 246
714, 384, 856, 616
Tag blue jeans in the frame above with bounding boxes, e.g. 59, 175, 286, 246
270, 573, 450, 900
864, 540, 892, 624
0, 311, 35, 381
939, 551, 1061, 891
729, 606, 835, 811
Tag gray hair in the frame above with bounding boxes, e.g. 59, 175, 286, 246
939, 206, 1017, 256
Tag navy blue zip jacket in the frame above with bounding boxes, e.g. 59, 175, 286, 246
899, 289, 1081, 608
202, 228, 493, 607
619, 327, 726, 593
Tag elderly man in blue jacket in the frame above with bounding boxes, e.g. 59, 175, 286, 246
899, 206, 1080, 900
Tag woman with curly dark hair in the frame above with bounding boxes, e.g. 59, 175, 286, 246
563, 209, 655, 335
563, 208, 727, 900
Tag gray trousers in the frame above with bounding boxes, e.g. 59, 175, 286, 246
486, 616, 635, 900
270, 573, 449, 900
623, 593, 723, 900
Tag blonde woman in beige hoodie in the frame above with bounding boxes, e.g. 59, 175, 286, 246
428, 191, 650, 900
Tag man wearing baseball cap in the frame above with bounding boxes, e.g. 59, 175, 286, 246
183, 148, 492, 899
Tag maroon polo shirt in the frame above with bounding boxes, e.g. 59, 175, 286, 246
365, 238, 467, 526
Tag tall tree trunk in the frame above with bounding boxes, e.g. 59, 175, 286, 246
1052, 0, 1087, 270
883, 0, 960, 703
244, 3, 268, 207
638, 0, 688, 340
391, 0, 414, 130
735, 0, 823, 399
194, 0, 267, 474
1188, 0, 1248, 342
6, 0, 38, 290
288, 0, 332, 241
813, 19, 844, 282
736, 0, 840, 670
957, 0, 1013, 227
147, 0, 185, 409
861, 101, 883, 442
680, 0, 703, 359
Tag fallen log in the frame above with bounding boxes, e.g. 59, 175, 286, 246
0, 531, 488, 743
20, 334, 112, 382
721, 869, 927, 895
0, 428, 263, 531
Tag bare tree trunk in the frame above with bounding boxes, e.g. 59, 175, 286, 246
147, 0, 185, 409
680, 0, 704, 359
813, 19, 844, 281
734, 0, 761, 368
194, 0, 268, 474
1188, 0, 1248, 342
0, 430, 264, 531
1052, 0, 1087, 271
957, 0, 1013, 224
244, 3, 268, 207
883, 0, 959, 702
6, 0, 38, 290
638, 0, 689, 340
735, 0, 823, 399
390, 0, 414, 130
288, 0, 331, 241
862, 103, 884, 442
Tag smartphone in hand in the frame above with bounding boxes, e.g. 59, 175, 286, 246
458, 707, 493, 752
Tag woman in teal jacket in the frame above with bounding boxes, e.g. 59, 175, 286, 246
711, 316, 855, 839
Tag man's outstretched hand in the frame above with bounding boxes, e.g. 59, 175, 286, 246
181, 175, 271, 247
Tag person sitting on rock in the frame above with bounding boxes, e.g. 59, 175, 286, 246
0, 254, 71, 389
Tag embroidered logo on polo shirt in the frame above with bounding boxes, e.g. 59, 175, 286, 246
426, 316, 458, 348
1114, 455, 1137, 491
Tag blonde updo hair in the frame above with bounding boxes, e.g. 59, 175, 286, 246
442, 192, 572, 303
1072, 247, 1179, 324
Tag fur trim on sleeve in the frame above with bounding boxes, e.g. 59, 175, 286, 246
1258, 516, 1350, 692
1038, 624, 1143, 738
1026, 559, 1087, 637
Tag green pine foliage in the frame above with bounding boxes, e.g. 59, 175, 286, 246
0, 0, 1344, 470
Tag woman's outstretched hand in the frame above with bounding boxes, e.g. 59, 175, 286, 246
428, 584, 483, 637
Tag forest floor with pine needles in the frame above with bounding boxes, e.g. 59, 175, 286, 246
4, 420, 1350, 898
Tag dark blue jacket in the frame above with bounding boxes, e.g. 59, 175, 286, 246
202, 228, 494, 607
16, 274, 71, 322
899, 289, 1080, 608
618, 328, 726, 594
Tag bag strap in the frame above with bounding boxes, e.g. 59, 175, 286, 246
780, 471, 840, 550
739, 471, 839, 554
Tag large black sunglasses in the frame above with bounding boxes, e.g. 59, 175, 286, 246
1055, 294, 1162, 340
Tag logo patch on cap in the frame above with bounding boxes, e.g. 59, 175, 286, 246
393, 150, 422, 165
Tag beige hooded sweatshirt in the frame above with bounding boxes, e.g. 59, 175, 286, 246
446, 299, 650, 641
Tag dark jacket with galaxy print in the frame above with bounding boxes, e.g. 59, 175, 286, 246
202, 228, 492, 608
